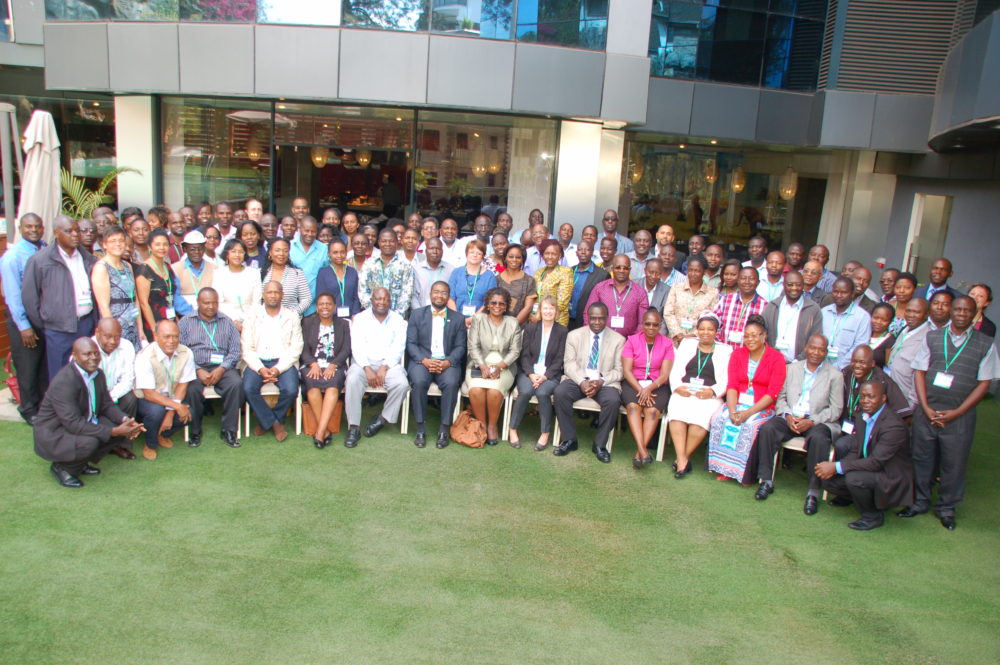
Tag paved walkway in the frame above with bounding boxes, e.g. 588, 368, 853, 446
0, 388, 24, 423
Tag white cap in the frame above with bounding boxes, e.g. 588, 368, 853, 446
183, 230, 207, 244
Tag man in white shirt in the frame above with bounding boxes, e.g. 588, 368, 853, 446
756, 250, 786, 302
558, 223, 579, 268
344, 287, 409, 448
411, 238, 454, 311
134, 320, 197, 460
626, 229, 655, 281
524, 223, 553, 276
439, 218, 465, 267
93, 317, 138, 460
241, 281, 304, 442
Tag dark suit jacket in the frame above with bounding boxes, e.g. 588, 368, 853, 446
914, 284, 961, 301
855, 294, 877, 314
762, 296, 823, 361
406, 305, 467, 368
300, 314, 352, 369
315, 264, 363, 316
634, 279, 669, 313
840, 365, 912, 420
569, 264, 609, 330
841, 408, 914, 509
518, 321, 568, 381
34, 362, 127, 463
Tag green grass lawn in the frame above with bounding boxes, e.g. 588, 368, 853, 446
1, 398, 998, 665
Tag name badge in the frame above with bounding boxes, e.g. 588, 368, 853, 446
77, 295, 93, 309
165, 307, 176, 319
337, 306, 350, 318
738, 391, 754, 406
827, 349, 839, 360
610, 315, 625, 328
318, 359, 329, 369
585, 368, 601, 380
841, 421, 855, 435
533, 362, 547, 376
687, 377, 705, 388
776, 338, 791, 351
638, 379, 653, 388
532, 303, 539, 315
462, 305, 476, 317
932, 372, 954, 389
728, 331, 744, 344
680, 318, 694, 330
209, 352, 225, 365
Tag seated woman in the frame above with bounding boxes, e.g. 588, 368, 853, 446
465, 288, 523, 446
300, 293, 352, 449
315, 239, 362, 317
508, 296, 567, 451
621, 309, 674, 468
868, 302, 896, 368
706, 314, 786, 484
496, 244, 536, 325
449, 239, 498, 327
262, 237, 313, 316
214, 239, 263, 332
239, 221, 266, 269
667, 312, 732, 478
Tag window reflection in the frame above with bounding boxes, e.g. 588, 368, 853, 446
431, 0, 514, 40
342, 0, 429, 31
516, 0, 608, 49
0, 0, 11, 41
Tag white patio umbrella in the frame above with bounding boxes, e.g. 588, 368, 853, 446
16, 110, 61, 244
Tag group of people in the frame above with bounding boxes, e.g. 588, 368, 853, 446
2, 200, 997, 533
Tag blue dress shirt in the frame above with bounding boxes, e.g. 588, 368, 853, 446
0, 238, 45, 331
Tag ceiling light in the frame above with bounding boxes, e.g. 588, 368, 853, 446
710, 139, 718, 145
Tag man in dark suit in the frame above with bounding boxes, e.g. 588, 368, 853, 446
568, 240, 609, 330
406, 280, 467, 448
850, 266, 878, 314
815, 380, 913, 530
913, 258, 961, 302
33, 337, 144, 488
633, 257, 669, 313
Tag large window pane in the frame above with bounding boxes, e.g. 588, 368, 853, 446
46, 0, 179, 20
431, 0, 514, 40
258, 0, 340, 25
516, 0, 608, 49
180, 1, 256, 22
342, 0, 429, 31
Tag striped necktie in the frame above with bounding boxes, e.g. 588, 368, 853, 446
588, 333, 600, 370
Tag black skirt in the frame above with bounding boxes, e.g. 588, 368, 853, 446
620, 381, 671, 412
299, 365, 346, 391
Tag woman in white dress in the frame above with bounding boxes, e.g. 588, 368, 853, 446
214, 239, 262, 332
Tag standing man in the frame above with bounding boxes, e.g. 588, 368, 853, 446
33, 338, 144, 487
682, 235, 706, 273
762, 271, 823, 363
742, 236, 768, 281
0, 213, 48, 424
887, 298, 930, 409
704, 244, 725, 288
358, 228, 414, 317
166, 211, 188, 263
913, 258, 960, 301
214, 202, 236, 241
179, 206, 198, 231
78, 218, 100, 256
599, 209, 633, 255
418, 217, 439, 252
654, 224, 685, 267
900, 296, 1000, 529
172, 230, 216, 311
658, 245, 686, 289
801, 260, 830, 305
568, 240, 608, 331
928, 291, 953, 330
455, 214, 495, 260
626, 229, 654, 281
523, 223, 552, 276
580, 224, 599, 248
343, 287, 409, 448
93, 317, 138, 460
553, 302, 626, 463
179, 288, 243, 448
406, 281, 466, 448
557, 223, 578, 268
495, 212, 514, 237
756, 250, 786, 302
785, 242, 806, 272
878, 268, 899, 302
584, 255, 649, 338
246, 198, 263, 223
438, 218, 464, 266
411, 237, 454, 311
134, 320, 196, 460
808, 245, 838, 291
850, 266, 878, 313
821, 277, 872, 370
260, 213, 279, 248
714, 266, 766, 348
22, 215, 97, 380
635, 257, 668, 313
290, 216, 328, 315
290, 196, 310, 223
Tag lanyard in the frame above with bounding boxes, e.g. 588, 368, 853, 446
572, 266, 586, 287
86, 374, 97, 420
735, 297, 754, 332
943, 331, 972, 371
848, 370, 872, 412
644, 341, 655, 379
612, 283, 632, 316
107, 260, 135, 299
150, 260, 172, 296
332, 263, 348, 305
466, 266, 482, 303
893, 327, 912, 352
695, 347, 711, 377
200, 319, 219, 350
379, 256, 391, 288
187, 261, 205, 292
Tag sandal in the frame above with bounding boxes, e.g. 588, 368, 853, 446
509, 438, 521, 449
534, 440, 549, 451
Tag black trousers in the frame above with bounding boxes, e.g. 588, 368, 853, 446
408, 363, 461, 428
186, 367, 244, 435
755, 418, 834, 490
911, 409, 976, 517
823, 470, 882, 520
553, 380, 619, 450
5, 317, 48, 419
109, 392, 138, 451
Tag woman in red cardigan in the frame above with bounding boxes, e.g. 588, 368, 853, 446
707, 314, 787, 484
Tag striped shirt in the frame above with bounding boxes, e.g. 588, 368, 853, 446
714, 292, 767, 348
264, 265, 313, 316
178, 313, 243, 369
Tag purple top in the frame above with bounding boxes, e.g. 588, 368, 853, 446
583, 280, 650, 338
623, 332, 674, 382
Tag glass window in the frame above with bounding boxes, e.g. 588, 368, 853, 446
342, 0, 429, 31
180, 1, 256, 22
1, 1, 11, 40
258, 0, 340, 25
430, 0, 514, 39
516, 0, 608, 49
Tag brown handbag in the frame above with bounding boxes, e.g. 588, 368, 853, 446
450, 408, 487, 448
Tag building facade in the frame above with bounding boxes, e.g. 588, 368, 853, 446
1, 0, 998, 290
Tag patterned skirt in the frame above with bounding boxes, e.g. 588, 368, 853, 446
707, 406, 775, 483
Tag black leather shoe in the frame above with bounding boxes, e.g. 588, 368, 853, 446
674, 463, 692, 479
804, 496, 819, 515
345, 427, 361, 448
553, 439, 578, 456
50, 463, 83, 488
414, 431, 426, 448
896, 507, 927, 518
754, 481, 774, 501
848, 515, 884, 530
829, 496, 853, 507
364, 417, 386, 438
187, 433, 202, 448
940, 515, 956, 530
313, 437, 327, 449
221, 430, 241, 448
593, 444, 611, 463
485, 438, 498, 446
435, 429, 450, 449
81, 464, 101, 476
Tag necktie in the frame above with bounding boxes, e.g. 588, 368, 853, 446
432, 310, 446, 318
588, 333, 600, 370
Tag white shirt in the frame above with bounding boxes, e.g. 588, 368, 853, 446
216, 224, 237, 242
775, 297, 803, 362
257, 311, 288, 360
757, 276, 784, 302
439, 238, 465, 267
58, 245, 93, 317
742, 260, 768, 282
396, 249, 424, 267
134, 342, 197, 393
430, 308, 447, 359
214, 266, 262, 323
562, 243, 579, 268
412, 261, 455, 311
351, 308, 407, 369
94, 336, 136, 402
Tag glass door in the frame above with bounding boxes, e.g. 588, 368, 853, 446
904, 194, 952, 278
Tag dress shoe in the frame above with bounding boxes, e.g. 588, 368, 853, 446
485, 438, 498, 446
754, 481, 774, 501
364, 417, 386, 438
435, 429, 450, 449
313, 437, 327, 449
221, 430, 241, 448
829, 496, 853, 507
50, 464, 83, 488
939, 515, 956, 530
142, 446, 157, 460
593, 444, 611, 463
896, 507, 927, 518
273, 422, 288, 442
20, 412, 36, 426
553, 439, 578, 456
81, 464, 101, 476
803, 496, 819, 516
187, 433, 202, 448
345, 427, 361, 448
509, 437, 521, 449
674, 463, 693, 479
533, 440, 549, 451
848, 514, 884, 530
111, 447, 136, 460
414, 431, 427, 448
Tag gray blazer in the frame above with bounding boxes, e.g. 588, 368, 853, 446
776, 359, 845, 435
762, 296, 823, 361
633, 279, 669, 313
562, 326, 625, 391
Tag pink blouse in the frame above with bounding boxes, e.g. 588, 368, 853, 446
622, 333, 674, 382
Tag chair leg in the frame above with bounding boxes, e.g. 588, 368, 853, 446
295, 395, 302, 436
822, 447, 834, 501
183, 424, 189, 443
656, 415, 668, 462
501, 395, 511, 442
244, 403, 250, 436
400, 391, 410, 435
772, 449, 780, 483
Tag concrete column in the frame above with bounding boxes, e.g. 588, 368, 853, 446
114, 95, 158, 212
552, 121, 625, 235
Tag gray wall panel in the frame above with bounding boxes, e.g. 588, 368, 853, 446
818, 90, 875, 148
255, 26, 338, 100
870, 94, 933, 153
178, 24, 254, 95
600, 54, 649, 124
606, 0, 652, 57
690, 82, 759, 141
339, 30, 428, 104
930, 41, 962, 137
108, 23, 179, 93
43, 23, 108, 91
951, 20, 990, 130
643, 77, 693, 134
973, 15, 1000, 121
512, 44, 604, 117
0, 42, 42, 66
11, 0, 44, 45
756, 90, 812, 146
427, 36, 513, 110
